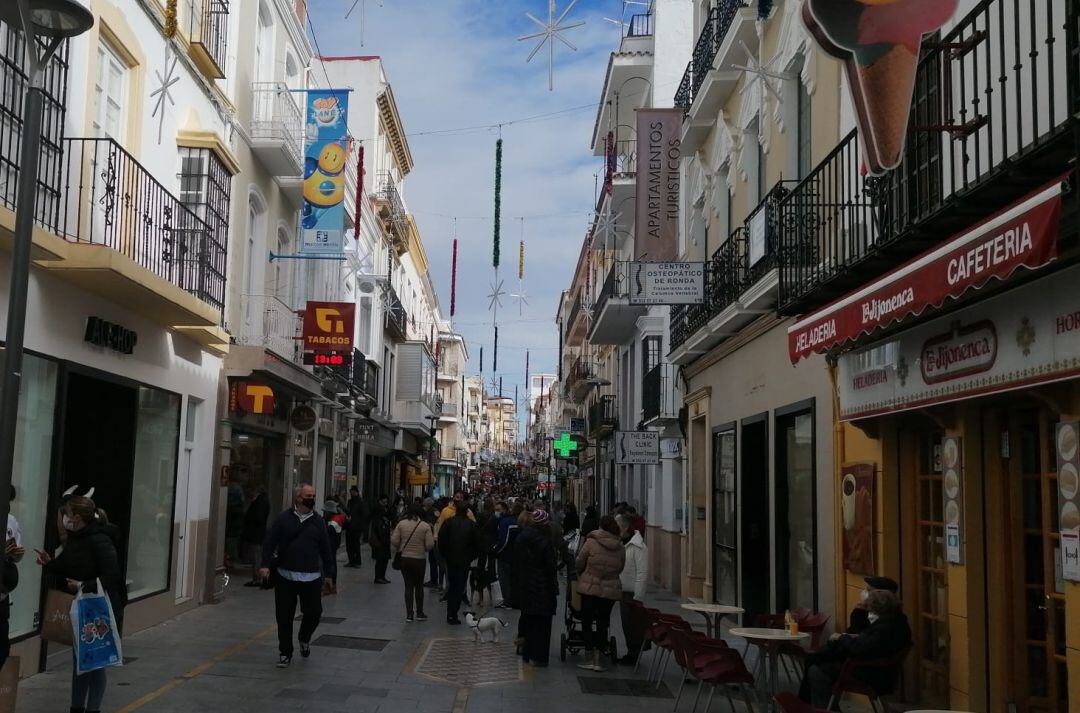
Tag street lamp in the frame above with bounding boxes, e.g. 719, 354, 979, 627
0, 0, 93, 546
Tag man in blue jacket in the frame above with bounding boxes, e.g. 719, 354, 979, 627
260, 484, 337, 668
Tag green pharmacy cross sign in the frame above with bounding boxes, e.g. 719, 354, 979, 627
553, 432, 581, 459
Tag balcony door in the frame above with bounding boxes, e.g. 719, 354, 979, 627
712, 426, 737, 605
740, 414, 770, 623
92, 39, 128, 142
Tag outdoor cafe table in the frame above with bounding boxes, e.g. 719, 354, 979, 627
728, 627, 809, 712
680, 602, 745, 638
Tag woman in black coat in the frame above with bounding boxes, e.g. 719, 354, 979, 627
36, 496, 125, 713
513, 510, 558, 666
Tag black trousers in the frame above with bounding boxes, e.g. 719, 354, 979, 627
374, 556, 389, 581
400, 557, 426, 617
274, 577, 322, 656
620, 592, 645, 656
345, 529, 363, 565
445, 565, 468, 619
520, 613, 553, 664
579, 594, 616, 651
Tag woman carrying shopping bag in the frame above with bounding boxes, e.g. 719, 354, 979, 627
35, 496, 125, 713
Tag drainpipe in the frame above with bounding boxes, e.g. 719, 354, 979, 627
204, 370, 232, 605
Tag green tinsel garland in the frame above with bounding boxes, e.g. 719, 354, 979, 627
493, 138, 502, 268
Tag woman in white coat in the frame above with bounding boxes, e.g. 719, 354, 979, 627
616, 515, 648, 665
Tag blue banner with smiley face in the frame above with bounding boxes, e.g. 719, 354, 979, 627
301, 89, 350, 254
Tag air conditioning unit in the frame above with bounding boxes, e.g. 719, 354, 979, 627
356, 275, 386, 295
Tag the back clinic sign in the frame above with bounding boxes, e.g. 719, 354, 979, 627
635, 108, 682, 262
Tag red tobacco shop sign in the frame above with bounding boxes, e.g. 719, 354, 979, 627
787, 177, 1068, 364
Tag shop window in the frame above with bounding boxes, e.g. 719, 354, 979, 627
7, 353, 58, 638
126, 387, 182, 600
776, 407, 817, 611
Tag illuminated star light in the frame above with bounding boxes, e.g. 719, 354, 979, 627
593, 210, 623, 246
487, 279, 507, 311
150, 46, 180, 145
732, 40, 787, 124
519, 0, 586, 91
510, 287, 530, 316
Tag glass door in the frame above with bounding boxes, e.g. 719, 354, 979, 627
914, 430, 948, 704
1006, 409, 1068, 713
712, 429, 737, 605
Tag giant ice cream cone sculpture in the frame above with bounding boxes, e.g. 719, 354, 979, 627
802, 0, 958, 175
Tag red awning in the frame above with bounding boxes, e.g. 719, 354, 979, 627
787, 175, 1069, 364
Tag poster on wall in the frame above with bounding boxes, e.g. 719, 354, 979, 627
301, 89, 350, 254
1055, 422, 1080, 581
942, 436, 964, 564
841, 463, 875, 575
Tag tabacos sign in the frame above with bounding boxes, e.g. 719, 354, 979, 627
302, 301, 355, 353
920, 321, 997, 384
233, 382, 275, 415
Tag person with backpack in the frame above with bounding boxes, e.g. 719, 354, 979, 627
35, 495, 125, 713
259, 484, 336, 668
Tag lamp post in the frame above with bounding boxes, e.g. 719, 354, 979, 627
0, 0, 93, 547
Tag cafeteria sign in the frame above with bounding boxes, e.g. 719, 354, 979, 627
301, 89, 350, 254
615, 431, 659, 465
629, 262, 705, 305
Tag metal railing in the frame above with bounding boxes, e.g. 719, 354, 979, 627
594, 260, 630, 316
440, 401, 459, 417
627, 13, 653, 38
674, 0, 749, 109
777, 0, 1076, 313
235, 294, 301, 363
670, 183, 788, 350
250, 82, 303, 168
567, 293, 583, 333
0, 20, 69, 226
186, 0, 230, 77
614, 138, 636, 174
642, 363, 680, 423
384, 283, 408, 339
60, 138, 227, 313
588, 396, 618, 436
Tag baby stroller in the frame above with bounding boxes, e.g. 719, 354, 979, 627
559, 577, 618, 665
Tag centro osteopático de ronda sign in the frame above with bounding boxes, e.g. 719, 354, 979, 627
629, 262, 705, 305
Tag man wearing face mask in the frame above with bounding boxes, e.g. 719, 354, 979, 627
845, 576, 899, 636
260, 484, 337, 668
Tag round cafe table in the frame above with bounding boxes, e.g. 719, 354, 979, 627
729, 627, 809, 712
680, 602, 745, 638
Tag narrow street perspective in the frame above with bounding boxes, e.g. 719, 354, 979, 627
0, 0, 1076, 711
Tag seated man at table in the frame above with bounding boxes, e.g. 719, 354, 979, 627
799, 590, 912, 709
844, 575, 899, 636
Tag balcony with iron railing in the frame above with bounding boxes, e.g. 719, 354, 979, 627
670, 183, 789, 360
234, 294, 302, 364
642, 363, 680, 425
375, 171, 409, 252
626, 13, 653, 38
384, 282, 409, 341
588, 396, 618, 438
674, 0, 757, 153
590, 261, 647, 345
438, 401, 460, 421
249, 82, 303, 177
565, 292, 588, 345
185, 0, 230, 80
777, 0, 1078, 316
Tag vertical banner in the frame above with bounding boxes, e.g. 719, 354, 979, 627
1055, 422, 1080, 580
942, 436, 964, 564
635, 108, 682, 261
841, 463, 875, 575
301, 89, 350, 254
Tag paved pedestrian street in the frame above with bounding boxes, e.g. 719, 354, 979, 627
16, 559, 759, 713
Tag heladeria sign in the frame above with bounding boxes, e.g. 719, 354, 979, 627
629, 262, 705, 305
615, 431, 659, 465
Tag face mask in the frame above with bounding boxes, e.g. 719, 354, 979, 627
300, 497, 316, 510
62, 515, 77, 531
867, 612, 880, 624
860, 590, 870, 602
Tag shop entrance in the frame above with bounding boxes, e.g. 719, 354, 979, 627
740, 415, 770, 622
987, 406, 1068, 713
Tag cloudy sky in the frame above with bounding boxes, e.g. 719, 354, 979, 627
310, 0, 630, 405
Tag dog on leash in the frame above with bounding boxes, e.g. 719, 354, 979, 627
464, 612, 508, 643
469, 565, 495, 606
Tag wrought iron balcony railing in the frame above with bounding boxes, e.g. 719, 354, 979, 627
670, 183, 788, 351
777, 0, 1077, 314
235, 294, 301, 363
674, 0, 749, 109
250, 82, 303, 170
384, 283, 408, 340
642, 363, 680, 423
186, 0, 230, 79
594, 260, 628, 316
627, 13, 653, 38
588, 396, 618, 437
567, 293, 583, 332
60, 138, 227, 313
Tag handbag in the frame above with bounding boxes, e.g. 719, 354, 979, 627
41, 588, 75, 645
71, 579, 123, 675
392, 520, 422, 571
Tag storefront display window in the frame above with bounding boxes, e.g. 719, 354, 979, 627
9, 354, 58, 638
127, 387, 181, 599
777, 410, 816, 611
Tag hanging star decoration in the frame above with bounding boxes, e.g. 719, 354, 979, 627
510, 287, 530, 316
519, 0, 586, 91
487, 279, 507, 311
733, 40, 787, 125
593, 210, 623, 246
150, 47, 180, 145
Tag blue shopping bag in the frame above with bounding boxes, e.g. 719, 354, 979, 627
71, 579, 123, 675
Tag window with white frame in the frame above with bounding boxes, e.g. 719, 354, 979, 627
93, 39, 128, 141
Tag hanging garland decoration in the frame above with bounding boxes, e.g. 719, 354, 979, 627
757, 0, 773, 19
525, 350, 530, 401
450, 238, 458, 318
494, 326, 499, 372
164, 0, 178, 38
353, 143, 364, 242
493, 138, 503, 268
518, 239, 525, 281
603, 130, 615, 196
480, 345, 484, 373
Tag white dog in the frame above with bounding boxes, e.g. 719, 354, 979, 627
464, 612, 508, 643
